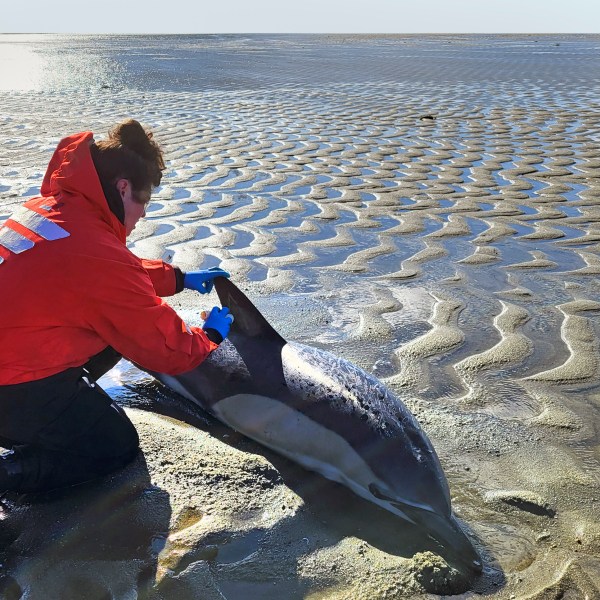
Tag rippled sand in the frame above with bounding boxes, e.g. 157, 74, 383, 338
1, 34, 600, 599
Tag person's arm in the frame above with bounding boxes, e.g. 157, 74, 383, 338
85, 259, 222, 375
140, 259, 184, 297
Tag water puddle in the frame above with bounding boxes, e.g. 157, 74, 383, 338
206, 170, 271, 190
246, 262, 269, 281
521, 178, 548, 197
260, 174, 302, 193
171, 187, 192, 200
267, 201, 323, 229
267, 212, 358, 259
516, 204, 538, 216
216, 529, 264, 564
228, 228, 257, 250
153, 224, 176, 237
553, 204, 581, 217
562, 182, 587, 201
511, 223, 536, 237
188, 166, 218, 182
398, 196, 417, 206
552, 224, 589, 244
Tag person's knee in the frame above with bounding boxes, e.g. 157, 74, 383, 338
76, 402, 139, 461
107, 404, 140, 457
116, 443, 140, 468
97, 442, 140, 477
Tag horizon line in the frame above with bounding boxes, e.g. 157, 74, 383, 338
1, 31, 598, 35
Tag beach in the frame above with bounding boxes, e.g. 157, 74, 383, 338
1, 34, 600, 598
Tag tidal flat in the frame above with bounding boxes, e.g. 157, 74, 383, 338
1, 33, 600, 599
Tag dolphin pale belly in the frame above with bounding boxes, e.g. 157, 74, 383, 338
149, 278, 482, 575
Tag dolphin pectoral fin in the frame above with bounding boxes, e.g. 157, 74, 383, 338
368, 482, 414, 519
368, 482, 395, 502
214, 278, 286, 346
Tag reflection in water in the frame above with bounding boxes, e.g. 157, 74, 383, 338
0, 34, 125, 92
0, 40, 45, 91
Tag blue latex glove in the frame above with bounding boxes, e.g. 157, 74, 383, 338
202, 306, 234, 343
184, 267, 230, 294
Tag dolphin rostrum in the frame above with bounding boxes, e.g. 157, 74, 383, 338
149, 277, 482, 575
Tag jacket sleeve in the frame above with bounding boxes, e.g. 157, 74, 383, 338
84, 257, 218, 375
141, 259, 185, 297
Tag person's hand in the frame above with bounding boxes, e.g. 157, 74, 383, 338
202, 306, 234, 343
184, 267, 230, 294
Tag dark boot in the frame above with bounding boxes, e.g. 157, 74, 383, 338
0, 450, 24, 492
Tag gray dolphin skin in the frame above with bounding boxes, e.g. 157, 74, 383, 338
150, 278, 482, 575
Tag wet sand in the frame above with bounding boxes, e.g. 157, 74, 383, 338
1, 34, 600, 599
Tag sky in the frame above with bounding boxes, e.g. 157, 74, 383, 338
2, 0, 599, 34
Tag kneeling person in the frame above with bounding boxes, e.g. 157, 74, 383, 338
0, 119, 232, 493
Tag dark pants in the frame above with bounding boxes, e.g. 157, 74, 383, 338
0, 347, 139, 493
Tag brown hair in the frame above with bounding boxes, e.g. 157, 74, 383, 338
91, 119, 165, 198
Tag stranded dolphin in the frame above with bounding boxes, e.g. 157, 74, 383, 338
149, 277, 482, 575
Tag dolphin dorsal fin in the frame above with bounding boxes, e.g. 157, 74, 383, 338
214, 277, 286, 347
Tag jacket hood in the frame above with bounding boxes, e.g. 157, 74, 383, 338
41, 131, 126, 241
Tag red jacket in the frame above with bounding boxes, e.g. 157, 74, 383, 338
0, 131, 217, 385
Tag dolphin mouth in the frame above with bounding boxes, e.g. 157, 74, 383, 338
368, 483, 482, 576
399, 503, 482, 577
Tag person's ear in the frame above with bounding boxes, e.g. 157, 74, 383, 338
115, 178, 129, 198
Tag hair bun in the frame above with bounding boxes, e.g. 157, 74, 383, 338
96, 118, 165, 188
110, 119, 155, 160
